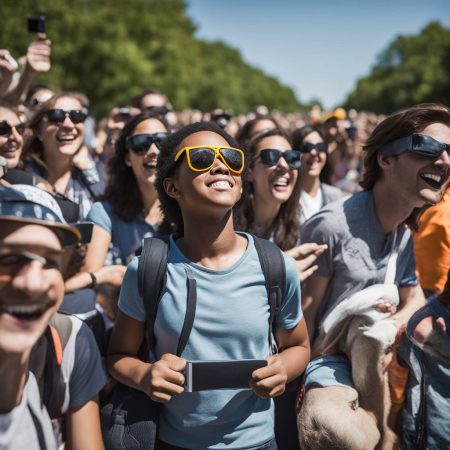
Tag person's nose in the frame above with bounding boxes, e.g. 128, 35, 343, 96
309, 148, 318, 157
10, 125, 22, 142
210, 156, 231, 175
61, 113, 75, 128
437, 149, 450, 168
146, 143, 160, 157
276, 154, 290, 172
11, 261, 50, 301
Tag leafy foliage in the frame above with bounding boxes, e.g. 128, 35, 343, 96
0, 0, 302, 116
344, 22, 450, 114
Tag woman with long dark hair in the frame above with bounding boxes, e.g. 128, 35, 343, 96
65, 111, 170, 294
235, 128, 327, 281
291, 125, 343, 224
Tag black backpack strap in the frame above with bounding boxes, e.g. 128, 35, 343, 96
176, 267, 197, 357
253, 235, 286, 354
138, 236, 169, 352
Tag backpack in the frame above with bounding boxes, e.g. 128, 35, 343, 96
101, 234, 287, 449
28, 313, 73, 419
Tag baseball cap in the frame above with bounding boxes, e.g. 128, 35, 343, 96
0, 184, 81, 246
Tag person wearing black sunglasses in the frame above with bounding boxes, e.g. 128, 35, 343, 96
64, 112, 170, 305
107, 121, 310, 450
23, 92, 103, 219
298, 104, 450, 450
291, 125, 343, 224
0, 104, 25, 170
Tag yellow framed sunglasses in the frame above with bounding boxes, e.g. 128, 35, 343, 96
174, 145, 245, 175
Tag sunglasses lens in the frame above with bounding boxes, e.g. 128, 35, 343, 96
220, 148, 244, 172
316, 143, 328, 153
69, 110, 87, 124
128, 135, 153, 155
260, 149, 281, 166
413, 134, 446, 157
0, 121, 12, 136
189, 147, 216, 170
284, 151, 302, 169
46, 109, 65, 123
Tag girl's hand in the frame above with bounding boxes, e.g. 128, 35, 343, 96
250, 355, 288, 398
286, 243, 327, 282
141, 353, 186, 403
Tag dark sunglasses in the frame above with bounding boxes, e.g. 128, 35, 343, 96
379, 133, 449, 158
300, 142, 329, 153
174, 145, 245, 174
0, 120, 26, 136
45, 109, 88, 124
144, 106, 170, 116
126, 132, 170, 155
259, 149, 302, 169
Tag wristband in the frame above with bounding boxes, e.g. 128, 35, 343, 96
88, 272, 97, 289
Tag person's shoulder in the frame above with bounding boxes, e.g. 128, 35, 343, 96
302, 196, 348, 238
321, 182, 344, 202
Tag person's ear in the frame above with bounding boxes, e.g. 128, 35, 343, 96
124, 151, 132, 167
377, 152, 394, 170
163, 177, 181, 199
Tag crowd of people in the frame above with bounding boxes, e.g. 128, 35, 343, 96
0, 31, 449, 450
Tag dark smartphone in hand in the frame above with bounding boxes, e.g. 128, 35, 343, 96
27, 16, 46, 34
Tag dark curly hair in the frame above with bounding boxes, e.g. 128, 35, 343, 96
234, 128, 301, 250
155, 121, 242, 234
104, 111, 170, 221
361, 103, 450, 230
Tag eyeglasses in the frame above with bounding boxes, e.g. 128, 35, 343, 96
0, 250, 61, 271
126, 132, 170, 155
174, 145, 245, 174
259, 149, 301, 169
379, 133, 449, 158
45, 109, 88, 124
300, 142, 328, 154
0, 120, 26, 136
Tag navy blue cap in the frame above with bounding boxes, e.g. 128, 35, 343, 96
0, 185, 81, 246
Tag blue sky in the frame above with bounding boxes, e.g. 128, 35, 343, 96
186, 0, 450, 109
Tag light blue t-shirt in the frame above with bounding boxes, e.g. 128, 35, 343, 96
118, 233, 302, 449
87, 201, 157, 264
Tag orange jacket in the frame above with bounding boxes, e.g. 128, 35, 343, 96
414, 189, 450, 293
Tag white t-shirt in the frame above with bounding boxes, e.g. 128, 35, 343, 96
0, 372, 57, 450
300, 189, 323, 225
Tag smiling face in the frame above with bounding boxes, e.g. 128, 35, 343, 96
0, 108, 24, 169
38, 96, 85, 160
388, 123, 450, 207
164, 131, 243, 220
299, 130, 327, 179
125, 118, 168, 187
0, 223, 64, 355
250, 135, 298, 206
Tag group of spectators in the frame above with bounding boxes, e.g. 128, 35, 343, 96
0, 31, 449, 450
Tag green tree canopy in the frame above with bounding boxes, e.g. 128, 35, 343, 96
0, 0, 302, 116
344, 22, 450, 114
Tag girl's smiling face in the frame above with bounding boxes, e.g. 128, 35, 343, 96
250, 134, 298, 206
299, 131, 327, 179
38, 96, 85, 160
126, 118, 168, 186
0, 108, 24, 169
164, 131, 243, 218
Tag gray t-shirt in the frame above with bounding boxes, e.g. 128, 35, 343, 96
301, 190, 417, 337
0, 373, 57, 450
